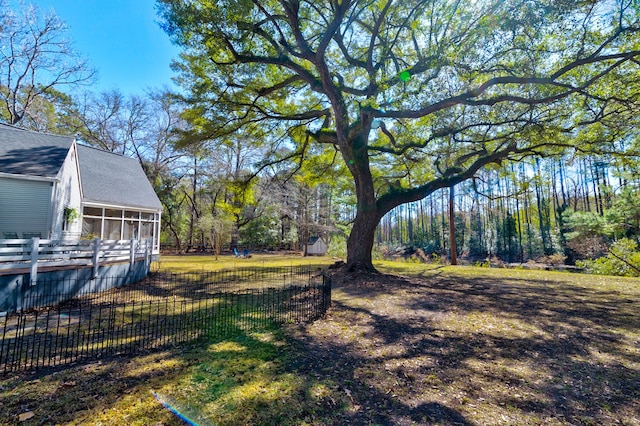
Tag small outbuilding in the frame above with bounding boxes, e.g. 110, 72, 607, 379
0, 123, 162, 254
306, 236, 327, 256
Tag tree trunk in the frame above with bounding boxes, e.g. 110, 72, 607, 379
408, 203, 414, 246
230, 221, 239, 250
441, 190, 447, 256
581, 159, 591, 212
342, 130, 380, 272
558, 160, 568, 208
591, 158, 603, 216
449, 185, 458, 265
346, 208, 379, 271
187, 155, 199, 252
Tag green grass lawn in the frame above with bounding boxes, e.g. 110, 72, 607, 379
1, 256, 638, 425
154, 253, 337, 273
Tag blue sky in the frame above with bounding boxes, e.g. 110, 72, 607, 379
29, 0, 181, 96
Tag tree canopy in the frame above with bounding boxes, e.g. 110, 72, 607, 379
159, 0, 640, 270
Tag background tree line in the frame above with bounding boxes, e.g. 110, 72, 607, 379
377, 153, 640, 274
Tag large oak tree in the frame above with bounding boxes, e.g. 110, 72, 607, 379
158, 0, 640, 271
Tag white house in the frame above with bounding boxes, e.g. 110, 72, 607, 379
0, 123, 162, 254
306, 236, 327, 256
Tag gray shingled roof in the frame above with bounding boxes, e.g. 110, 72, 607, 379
0, 123, 73, 177
0, 123, 162, 211
77, 144, 162, 210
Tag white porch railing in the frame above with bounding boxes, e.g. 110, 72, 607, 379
0, 238, 152, 284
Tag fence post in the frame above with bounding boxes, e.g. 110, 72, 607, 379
130, 238, 136, 267
92, 238, 101, 279
29, 237, 40, 286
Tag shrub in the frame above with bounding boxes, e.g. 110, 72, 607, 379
327, 234, 347, 258
577, 238, 640, 277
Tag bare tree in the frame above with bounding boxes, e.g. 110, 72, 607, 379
0, 1, 94, 126
74, 89, 155, 157
137, 90, 187, 184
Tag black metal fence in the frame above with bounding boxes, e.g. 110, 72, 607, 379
0, 267, 331, 375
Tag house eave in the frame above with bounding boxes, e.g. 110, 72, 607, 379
0, 171, 59, 183
82, 200, 163, 212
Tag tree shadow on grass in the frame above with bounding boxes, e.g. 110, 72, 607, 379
1, 325, 308, 425
0, 345, 194, 425
284, 271, 640, 425
2, 311, 355, 425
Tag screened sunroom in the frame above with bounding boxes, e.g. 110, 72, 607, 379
77, 145, 163, 255
81, 205, 161, 253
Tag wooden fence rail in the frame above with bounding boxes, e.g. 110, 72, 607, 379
0, 238, 152, 284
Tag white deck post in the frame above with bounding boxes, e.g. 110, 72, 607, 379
130, 238, 136, 267
145, 238, 151, 271
92, 237, 101, 278
29, 237, 40, 286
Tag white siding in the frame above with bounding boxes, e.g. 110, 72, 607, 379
52, 143, 82, 239
0, 176, 53, 238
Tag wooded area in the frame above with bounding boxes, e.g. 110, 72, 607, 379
157, 0, 640, 271
2, 1, 640, 276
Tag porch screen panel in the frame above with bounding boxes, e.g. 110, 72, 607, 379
82, 217, 101, 237
123, 220, 138, 239
140, 221, 152, 239
104, 219, 121, 240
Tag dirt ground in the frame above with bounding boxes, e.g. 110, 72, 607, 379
284, 269, 640, 425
